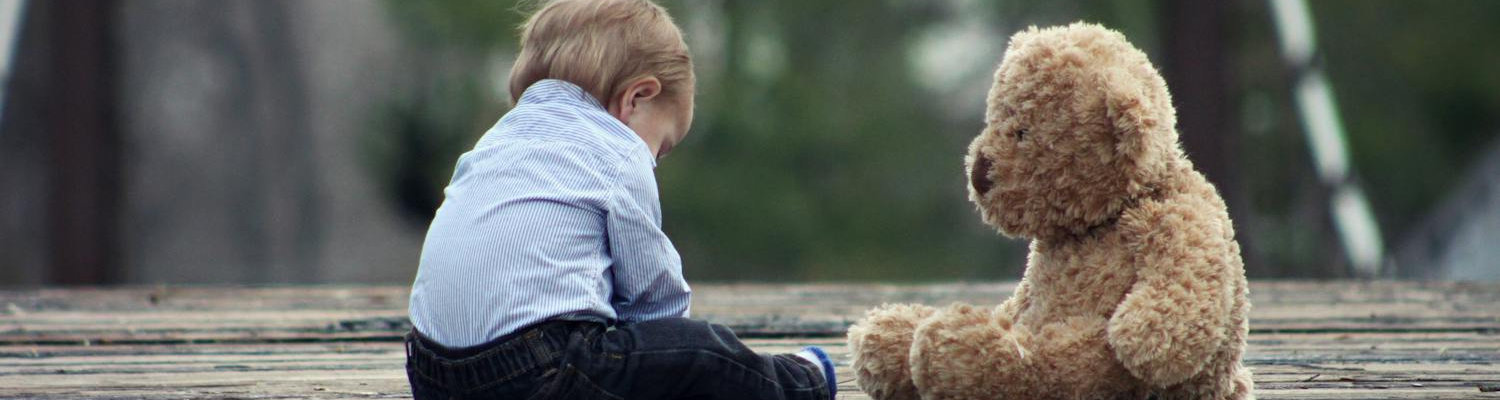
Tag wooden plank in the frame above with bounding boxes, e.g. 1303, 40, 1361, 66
4, 334, 1500, 399
6, 282, 1498, 313
3, 282, 1500, 399
4, 282, 1499, 344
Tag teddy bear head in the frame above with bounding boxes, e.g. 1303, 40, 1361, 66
965, 22, 1183, 240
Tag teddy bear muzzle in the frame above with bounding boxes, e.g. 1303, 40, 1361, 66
969, 153, 995, 196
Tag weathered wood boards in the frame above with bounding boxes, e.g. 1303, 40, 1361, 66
2, 281, 1498, 399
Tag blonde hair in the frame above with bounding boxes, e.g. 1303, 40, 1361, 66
508, 0, 695, 106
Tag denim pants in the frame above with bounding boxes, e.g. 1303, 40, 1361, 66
405, 318, 830, 400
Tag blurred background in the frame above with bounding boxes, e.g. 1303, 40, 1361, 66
2, 0, 1497, 286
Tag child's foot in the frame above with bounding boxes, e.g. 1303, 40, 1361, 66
795, 346, 838, 399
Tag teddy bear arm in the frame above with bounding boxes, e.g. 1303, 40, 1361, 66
994, 279, 1030, 324
1108, 202, 1234, 387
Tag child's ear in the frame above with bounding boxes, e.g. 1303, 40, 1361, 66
630, 77, 662, 102
610, 77, 663, 122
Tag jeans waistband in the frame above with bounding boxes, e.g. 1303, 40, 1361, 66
405, 321, 596, 390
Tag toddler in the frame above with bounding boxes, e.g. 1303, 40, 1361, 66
404, 1, 836, 399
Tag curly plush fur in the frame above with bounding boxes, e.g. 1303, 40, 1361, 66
847, 22, 1253, 400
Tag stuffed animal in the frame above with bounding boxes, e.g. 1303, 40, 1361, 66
846, 22, 1253, 400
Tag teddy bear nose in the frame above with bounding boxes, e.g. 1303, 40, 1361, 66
970, 154, 995, 195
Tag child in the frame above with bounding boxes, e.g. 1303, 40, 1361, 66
404, 1, 836, 399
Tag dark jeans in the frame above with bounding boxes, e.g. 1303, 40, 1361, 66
405, 318, 829, 400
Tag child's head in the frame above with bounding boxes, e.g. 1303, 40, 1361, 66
509, 0, 695, 158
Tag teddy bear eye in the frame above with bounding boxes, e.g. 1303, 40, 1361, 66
1014, 129, 1028, 140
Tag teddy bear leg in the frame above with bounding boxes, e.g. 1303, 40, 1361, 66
847, 303, 937, 400
907, 303, 1031, 400
1155, 363, 1254, 400
913, 311, 1147, 400
1228, 365, 1255, 400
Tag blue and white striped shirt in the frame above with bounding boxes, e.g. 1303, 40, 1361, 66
408, 79, 692, 348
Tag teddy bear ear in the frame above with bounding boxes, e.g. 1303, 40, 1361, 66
1103, 69, 1166, 196
1105, 72, 1147, 152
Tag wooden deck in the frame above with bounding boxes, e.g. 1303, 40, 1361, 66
2, 281, 1499, 399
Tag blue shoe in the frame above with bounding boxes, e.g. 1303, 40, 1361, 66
799, 346, 837, 399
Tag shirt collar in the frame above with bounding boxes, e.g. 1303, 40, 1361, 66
516, 79, 659, 168
517, 79, 607, 111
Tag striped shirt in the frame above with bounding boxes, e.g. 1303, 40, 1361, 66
408, 79, 692, 348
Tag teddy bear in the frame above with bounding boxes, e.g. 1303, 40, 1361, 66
846, 22, 1253, 400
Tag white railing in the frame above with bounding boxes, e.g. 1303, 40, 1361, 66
1269, 0, 1385, 276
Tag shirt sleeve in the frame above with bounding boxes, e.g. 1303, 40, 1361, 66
605, 151, 692, 321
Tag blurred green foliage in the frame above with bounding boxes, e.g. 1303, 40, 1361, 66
1230, 0, 1500, 274
362, 76, 495, 227
369, 0, 1499, 280
1311, 1, 1500, 235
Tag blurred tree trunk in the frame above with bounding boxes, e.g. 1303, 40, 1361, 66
47, 0, 120, 285
1160, 0, 1262, 274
